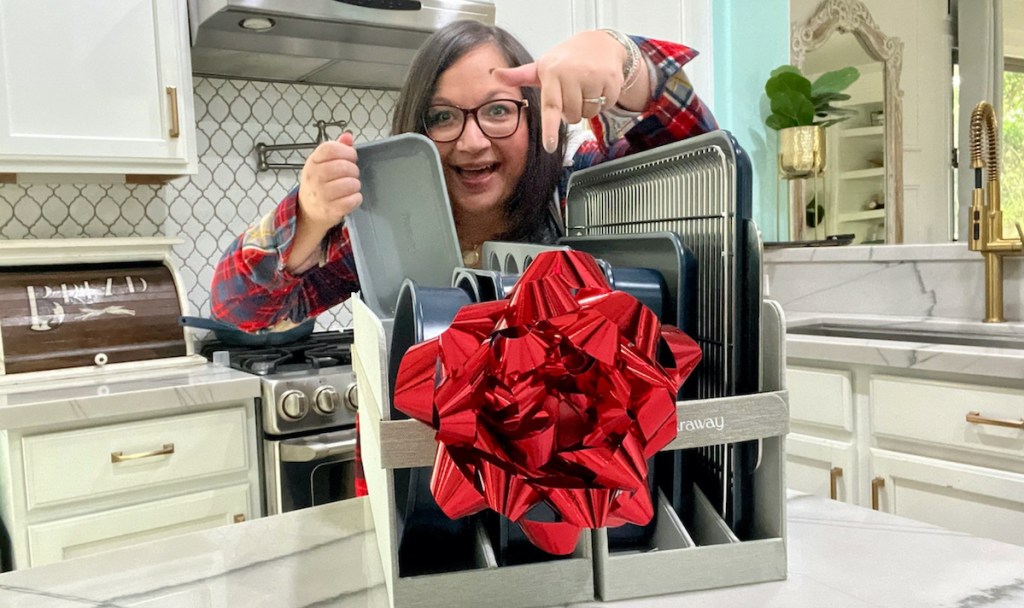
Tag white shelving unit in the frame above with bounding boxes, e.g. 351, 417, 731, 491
838, 209, 886, 223
840, 167, 885, 180
825, 64, 887, 244
842, 125, 884, 139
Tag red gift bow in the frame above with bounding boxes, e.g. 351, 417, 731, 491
393, 250, 701, 555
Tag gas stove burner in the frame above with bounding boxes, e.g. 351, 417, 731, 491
243, 352, 344, 375
200, 329, 353, 375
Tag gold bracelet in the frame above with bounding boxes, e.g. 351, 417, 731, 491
600, 29, 642, 91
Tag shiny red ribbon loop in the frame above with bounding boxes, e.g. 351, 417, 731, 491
393, 250, 702, 555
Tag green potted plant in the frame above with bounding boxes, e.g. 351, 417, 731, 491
764, 64, 860, 178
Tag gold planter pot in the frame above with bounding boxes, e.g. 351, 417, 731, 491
778, 125, 826, 179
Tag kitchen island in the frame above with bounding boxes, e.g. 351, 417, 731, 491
0, 491, 1021, 607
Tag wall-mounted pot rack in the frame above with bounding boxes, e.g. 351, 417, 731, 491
255, 119, 347, 171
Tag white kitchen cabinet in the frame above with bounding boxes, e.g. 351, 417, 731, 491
493, 0, 576, 57
492, 0, 713, 104
785, 367, 858, 501
870, 375, 1024, 463
787, 366, 854, 434
0, 405, 259, 570
26, 485, 251, 567
870, 450, 1024, 546
0, 0, 197, 178
22, 408, 249, 510
787, 433, 857, 502
785, 363, 1024, 545
868, 375, 1024, 545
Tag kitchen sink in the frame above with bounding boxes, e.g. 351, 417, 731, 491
788, 322, 1024, 350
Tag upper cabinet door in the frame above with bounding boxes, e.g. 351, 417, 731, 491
0, 0, 196, 177
492, 0, 713, 110
493, 0, 577, 57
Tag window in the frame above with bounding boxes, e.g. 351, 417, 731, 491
1002, 59, 1024, 238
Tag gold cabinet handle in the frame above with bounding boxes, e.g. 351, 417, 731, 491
233, 514, 246, 523
966, 411, 1024, 430
111, 443, 175, 463
871, 476, 885, 510
829, 466, 843, 500
166, 86, 180, 138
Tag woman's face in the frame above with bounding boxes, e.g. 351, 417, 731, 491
431, 43, 529, 224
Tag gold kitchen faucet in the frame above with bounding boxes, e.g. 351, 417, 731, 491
968, 101, 1024, 323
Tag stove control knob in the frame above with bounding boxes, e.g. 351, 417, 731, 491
313, 386, 340, 415
343, 383, 359, 412
279, 390, 308, 421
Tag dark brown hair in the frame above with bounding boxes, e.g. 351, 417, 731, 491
392, 20, 567, 242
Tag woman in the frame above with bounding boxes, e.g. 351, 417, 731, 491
210, 20, 716, 333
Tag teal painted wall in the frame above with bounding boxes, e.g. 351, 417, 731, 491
713, 0, 791, 241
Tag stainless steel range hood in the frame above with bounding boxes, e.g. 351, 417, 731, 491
188, 0, 496, 89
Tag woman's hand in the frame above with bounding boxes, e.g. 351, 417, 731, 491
288, 132, 362, 273
494, 30, 648, 153
298, 131, 362, 234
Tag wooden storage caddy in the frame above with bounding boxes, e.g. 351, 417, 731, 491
353, 297, 789, 606
353, 297, 594, 608
593, 300, 789, 600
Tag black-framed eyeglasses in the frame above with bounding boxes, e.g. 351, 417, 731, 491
422, 98, 529, 143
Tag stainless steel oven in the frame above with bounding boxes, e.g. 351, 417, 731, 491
202, 331, 359, 515
265, 425, 357, 513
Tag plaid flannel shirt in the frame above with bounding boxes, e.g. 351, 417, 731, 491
211, 36, 716, 499
210, 36, 717, 332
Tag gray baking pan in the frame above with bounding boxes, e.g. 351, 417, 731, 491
346, 133, 462, 322
479, 241, 569, 276
563, 130, 762, 539
559, 232, 697, 338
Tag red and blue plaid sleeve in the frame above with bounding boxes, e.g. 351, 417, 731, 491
569, 36, 718, 177
210, 188, 359, 332
212, 37, 712, 333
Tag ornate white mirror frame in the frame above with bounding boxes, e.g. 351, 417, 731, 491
791, 0, 905, 243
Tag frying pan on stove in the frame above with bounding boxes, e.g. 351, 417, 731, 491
179, 315, 316, 347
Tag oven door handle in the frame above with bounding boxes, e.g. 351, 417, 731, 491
278, 429, 357, 463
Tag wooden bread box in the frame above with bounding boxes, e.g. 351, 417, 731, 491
0, 238, 193, 377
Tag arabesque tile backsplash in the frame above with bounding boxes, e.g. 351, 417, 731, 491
0, 77, 398, 331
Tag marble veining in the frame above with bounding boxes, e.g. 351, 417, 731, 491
767, 242, 984, 263
767, 241, 1024, 381
785, 313, 1024, 380
0, 363, 260, 431
0, 498, 388, 607
957, 580, 1024, 608
0, 493, 1021, 608
766, 243, 1022, 321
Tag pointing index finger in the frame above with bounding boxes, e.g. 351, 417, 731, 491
538, 69, 563, 154
494, 62, 559, 153
493, 63, 540, 88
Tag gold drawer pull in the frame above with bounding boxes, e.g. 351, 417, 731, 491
111, 443, 175, 464
829, 466, 843, 500
871, 476, 885, 511
166, 86, 180, 138
966, 411, 1024, 430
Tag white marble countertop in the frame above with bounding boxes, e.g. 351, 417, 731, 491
1, 492, 1021, 607
764, 242, 984, 263
785, 313, 1024, 381
764, 242, 1023, 329
0, 361, 261, 431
